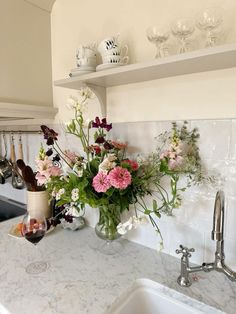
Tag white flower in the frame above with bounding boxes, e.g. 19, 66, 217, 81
117, 217, 133, 235
55, 188, 65, 200
99, 154, 117, 173
71, 188, 79, 201
117, 223, 126, 235
79, 87, 93, 99
117, 216, 149, 235
71, 194, 78, 202
72, 188, 79, 194
66, 96, 78, 110
73, 164, 83, 177
60, 174, 69, 182
65, 204, 80, 217
107, 153, 117, 161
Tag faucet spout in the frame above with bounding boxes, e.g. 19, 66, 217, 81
176, 190, 236, 287
211, 190, 236, 280
212, 190, 224, 241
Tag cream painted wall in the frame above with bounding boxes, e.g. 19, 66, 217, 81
0, 0, 52, 106
51, 0, 236, 123
49, 0, 236, 263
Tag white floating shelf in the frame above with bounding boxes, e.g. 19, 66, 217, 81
54, 43, 236, 117
0, 102, 58, 125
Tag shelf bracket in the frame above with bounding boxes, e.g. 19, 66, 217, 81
86, 84, 107, 118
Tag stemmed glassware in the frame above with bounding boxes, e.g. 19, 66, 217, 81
196, 7, 223, 47
22, 211, 48, 274
171, 19, 195, 53
146, 25, 170, 58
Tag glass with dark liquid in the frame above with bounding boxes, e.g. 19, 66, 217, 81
25, 229, 45, 245
22, 211, 48, 274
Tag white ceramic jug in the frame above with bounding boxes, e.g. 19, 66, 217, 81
27, 190, 51, 218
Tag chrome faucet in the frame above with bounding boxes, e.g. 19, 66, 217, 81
176, 190, 236, 287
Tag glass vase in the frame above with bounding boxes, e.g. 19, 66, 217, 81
95, 204, 122, 255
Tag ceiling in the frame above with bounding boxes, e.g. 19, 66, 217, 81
25, 0, 56, 12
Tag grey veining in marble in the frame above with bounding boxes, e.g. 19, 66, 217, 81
0, 217, 235, 314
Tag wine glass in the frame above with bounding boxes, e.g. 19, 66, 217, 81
196, 7, 223, 47
171, 19, 195, 53
22, 211, 48, 274
146, 25, 170, 58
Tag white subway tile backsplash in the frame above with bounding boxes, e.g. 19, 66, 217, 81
230, 120, 236, 160
225, 197, 236, 241
190, 120, 231, 161
1, 118, 236, 266
170, 222, 205, 265
223, 238, 236, 269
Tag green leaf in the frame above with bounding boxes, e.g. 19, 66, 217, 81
160, 159, 168, 172
153, 199, 158, 211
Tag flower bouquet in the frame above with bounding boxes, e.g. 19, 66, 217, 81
36, 88, 212, 247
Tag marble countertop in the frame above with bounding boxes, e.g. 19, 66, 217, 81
0, 217, 235, 314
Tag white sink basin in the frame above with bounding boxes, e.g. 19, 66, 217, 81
0, 303, 11, 314
107, 279, 224, 314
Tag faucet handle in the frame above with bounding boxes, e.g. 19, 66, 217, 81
176, 245, 195, 257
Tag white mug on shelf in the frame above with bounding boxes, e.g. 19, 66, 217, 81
103, 44, 129, 57
98, 35, 120, 54
102, 55, 129, 64
77, 56, 97, 67
76, 44, 97, 59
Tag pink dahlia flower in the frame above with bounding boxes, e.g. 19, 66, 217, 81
92, 171, 111, 193
108, 166, 132, 190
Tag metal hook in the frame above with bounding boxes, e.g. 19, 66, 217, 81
19, 131, 22, 143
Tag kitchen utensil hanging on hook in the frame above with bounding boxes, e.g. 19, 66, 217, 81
11, 133, 25, 189
0, 132, 12, 184
17, 133, 25, 189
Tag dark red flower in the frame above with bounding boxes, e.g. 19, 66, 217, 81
64, 215, 73, 223
52, 154, 60, 162
103, 141, 113, 150
100, 118, 107, 127
95, 136, 105, 144
94, 146, 101, 155
46, 148, 53, 157
91, 117, 112, 131
41, 125, 58, 145
105, 123, 112, 131
92, 117, 101, 128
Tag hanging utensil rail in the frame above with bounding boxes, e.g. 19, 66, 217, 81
0, 130, 42, 134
